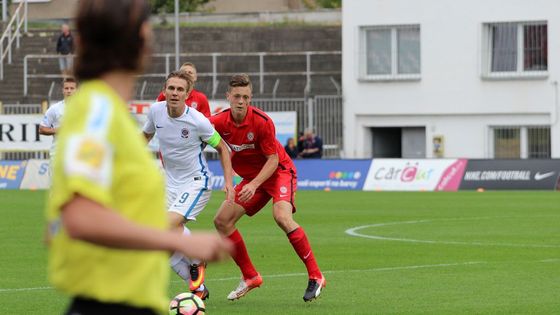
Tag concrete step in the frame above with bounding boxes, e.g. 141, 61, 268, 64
1, 26, 341, 104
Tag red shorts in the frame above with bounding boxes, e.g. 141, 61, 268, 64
235, 168, 297, 216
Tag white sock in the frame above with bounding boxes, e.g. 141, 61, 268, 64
171, 257, 191, 282
170, 226, 193, 282
179, 226, 202, 266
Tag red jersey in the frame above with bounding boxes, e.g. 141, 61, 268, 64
210, 106, 295, 179
156, 89, 211, 117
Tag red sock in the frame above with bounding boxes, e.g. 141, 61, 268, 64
287, 227, 322, 279
227, 229, 258, 280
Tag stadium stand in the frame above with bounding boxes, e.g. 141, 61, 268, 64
0, 26, 341, 104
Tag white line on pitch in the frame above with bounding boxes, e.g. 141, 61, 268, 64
0, 261, 483, 293
3, 258, 558, 293
346, 218, 560, 248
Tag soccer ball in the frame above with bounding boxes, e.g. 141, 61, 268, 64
169, 292, 206, 315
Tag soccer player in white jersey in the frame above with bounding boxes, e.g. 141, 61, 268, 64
39, 77, 78, 178
143, 71, 234, 300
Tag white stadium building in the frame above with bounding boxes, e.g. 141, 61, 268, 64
342, 0, 560, 159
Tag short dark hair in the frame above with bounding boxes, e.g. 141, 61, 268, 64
165, 70, 194, 91
62, 77, 77, 86
74, 0, 151, 81
228, 74, 252, 91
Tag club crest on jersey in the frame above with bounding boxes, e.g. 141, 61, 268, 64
280, 186, 288, 194
181, 128, 189, 139
247, 132, 254, 141
191, 102, 198, 109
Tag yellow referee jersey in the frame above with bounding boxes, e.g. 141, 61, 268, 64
46, 80, 169, 314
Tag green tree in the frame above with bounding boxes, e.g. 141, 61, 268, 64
316, 0, 341, 9
149, 0, 213, 13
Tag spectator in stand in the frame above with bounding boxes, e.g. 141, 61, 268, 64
299, 128, 323, 159
284, 137, 299, 159
156, 62, 211, 117
297, 131, 305, 154
56, 23, 74, 76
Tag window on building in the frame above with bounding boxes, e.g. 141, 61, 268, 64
493, 126, 550, 159
527, 127, 551, 158
483, 21, 547, 78
494, 127, 520, 158
360, 25, 420, 80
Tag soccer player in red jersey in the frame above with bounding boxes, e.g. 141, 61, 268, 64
156, 62, 211, 118
210, 74, 326, 302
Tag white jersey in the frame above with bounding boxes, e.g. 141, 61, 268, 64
40, 100, 65, 157
143, 101, 218, 188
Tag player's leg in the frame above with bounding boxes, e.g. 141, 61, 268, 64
167, 180, 211, 299
214, 180, 268, 300
269, 170, 325, 302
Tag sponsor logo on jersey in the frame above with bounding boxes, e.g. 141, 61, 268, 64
76, 138, 106, 169
229, 143, 256, 152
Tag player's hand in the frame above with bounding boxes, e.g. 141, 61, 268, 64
224, 184, 235, 204
238, 182, 257, 202
178, 232, 233, 262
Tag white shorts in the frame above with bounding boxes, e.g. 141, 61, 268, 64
166, 177, 211, 221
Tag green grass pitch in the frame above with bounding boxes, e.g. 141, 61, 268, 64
1, 190, 559, 314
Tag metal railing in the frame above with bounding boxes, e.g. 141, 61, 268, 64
23, 51, 341, 97
1, 151, 48, 160
253, 95, 343, 158
0, 95, 344, 158
0, 0, 27, 80
0, 103, 43, 114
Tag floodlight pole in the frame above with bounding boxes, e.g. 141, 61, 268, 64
174, 0, 180, 70
2, 0, 7, 22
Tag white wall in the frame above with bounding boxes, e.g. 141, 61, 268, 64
342, 0, 560, 158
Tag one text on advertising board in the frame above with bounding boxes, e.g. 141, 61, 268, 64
459, 159, 560, 190
363, 159, 467, 191
206, 159, 372, 191
0, 161, 27, 189
294, 159, 371, 190
0, 115, 52, 151
19, 159, 51, 190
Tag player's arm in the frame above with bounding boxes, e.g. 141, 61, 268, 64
238, 153, 278, 203
142, 104, 156, 143
214, 139, 235, 203
39, 108, 56, 135
249, 153, 278, 187
239, 119, 280, 201
203, 118, 234, 202
39, 125, 57, 136
143, 131, 154, 142
62, 194, 232, 261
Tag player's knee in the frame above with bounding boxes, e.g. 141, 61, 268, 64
213, 215, 229, 232
273, 212, 293, 231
